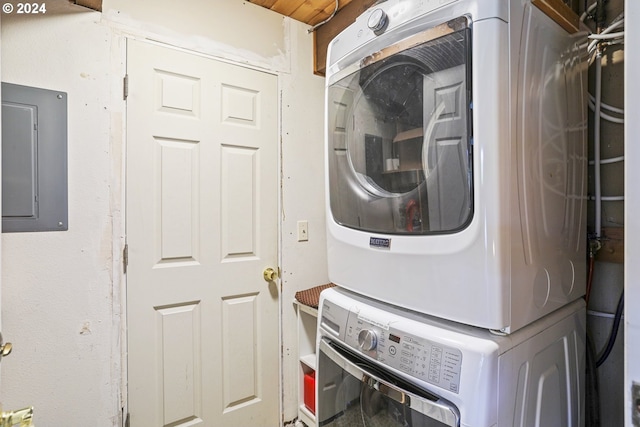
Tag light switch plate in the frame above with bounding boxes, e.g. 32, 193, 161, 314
297, 220, 308, 242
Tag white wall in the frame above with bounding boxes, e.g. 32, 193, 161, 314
1, 8, 121, 426
625, 0, 639, 424
103, 0, 290, 73
1, 1, 327, 425
279, 21, 328, 422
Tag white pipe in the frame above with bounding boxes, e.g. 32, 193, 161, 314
307, 0, 339, 33
588, 19, 625, 53
581, 2, 597, 22
589, 34, 625, 54
596, 18, 625, 36
599, 111, 625, 123
589, 156, 625, 165
588, 100, 625, 123
594, 52, 603, 238
589, 31, 625, 40
589, 94, 625, 114
588, 309, 625, 319
589, 196, 625, 201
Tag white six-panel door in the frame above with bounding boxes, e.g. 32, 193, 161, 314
126, 39, 279, 427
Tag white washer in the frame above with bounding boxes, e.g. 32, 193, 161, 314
324, 0, 588, 332
317, 287, 586, 427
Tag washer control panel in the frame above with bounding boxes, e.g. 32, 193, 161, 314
343, 310, 463, 394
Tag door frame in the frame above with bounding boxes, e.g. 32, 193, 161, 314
120, 36, 284, 426
625, 0, 639, 424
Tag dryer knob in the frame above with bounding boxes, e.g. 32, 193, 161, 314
358, 329, 378, 351
367, 9, 388, 33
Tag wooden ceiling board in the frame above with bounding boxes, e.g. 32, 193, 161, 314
290, 2, 329, 23
247, 0, 356, 26
299, 0, 342, 26
311, 0, 356, 25
248, 0, 278, 7
269, 0, 306, 17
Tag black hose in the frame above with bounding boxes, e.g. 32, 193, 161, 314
586, 332, 600, 426
596, 0, 607, 29
596, 290, 624, 368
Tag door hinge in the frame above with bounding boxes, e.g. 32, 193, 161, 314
124, 412, 130, 427
123, 244, 129, 274
123, 74, 129, 100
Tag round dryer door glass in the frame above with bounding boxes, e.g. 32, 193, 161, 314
327, 18, 472, 234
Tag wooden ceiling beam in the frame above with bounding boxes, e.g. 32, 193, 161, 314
269, 0, 305, 17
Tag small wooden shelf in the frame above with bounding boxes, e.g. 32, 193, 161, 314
300, 353, 316, 371
297, 302, 318, 318
393, 127, 423, 143
381, 168, 422, 175
295, 296, 320, 427
532, 0, 581, 34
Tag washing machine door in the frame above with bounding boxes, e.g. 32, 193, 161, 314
318, 338, 460, 427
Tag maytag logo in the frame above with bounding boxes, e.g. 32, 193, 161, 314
369, 237, 391, 249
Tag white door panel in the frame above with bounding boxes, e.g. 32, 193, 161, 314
126, 40, 279, 427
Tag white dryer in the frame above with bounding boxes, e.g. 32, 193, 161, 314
324, 0, 588, 332
317, 287, 586, 427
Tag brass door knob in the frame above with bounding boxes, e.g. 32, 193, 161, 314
0, 343, 12, 358
0, 406, 34, 427
0, 333, 12, 361
263, 267, 278, 282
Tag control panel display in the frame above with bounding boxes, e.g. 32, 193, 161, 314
344, 312, 463, 394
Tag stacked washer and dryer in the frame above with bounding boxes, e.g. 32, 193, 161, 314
316, 1, 588, 426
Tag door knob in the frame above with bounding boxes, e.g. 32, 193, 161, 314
0, 333, 12, 361
0, 343, 12, 358
263, 267, 278, 282
0, 406, 34, 427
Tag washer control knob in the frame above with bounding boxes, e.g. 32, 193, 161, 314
367, 9, 388, 33
358, 329, 378, 351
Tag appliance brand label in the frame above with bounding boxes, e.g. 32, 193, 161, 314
357, 313, 389, 330
369, 237, 391, 249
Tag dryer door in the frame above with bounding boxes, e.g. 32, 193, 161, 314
327, 17, 472, 235
318, 338, 460, 427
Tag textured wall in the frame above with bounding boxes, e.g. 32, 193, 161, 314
1, 1, 327, 425
1, 9, 122, 425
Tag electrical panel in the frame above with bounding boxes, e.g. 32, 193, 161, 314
2, 82, 68, 232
